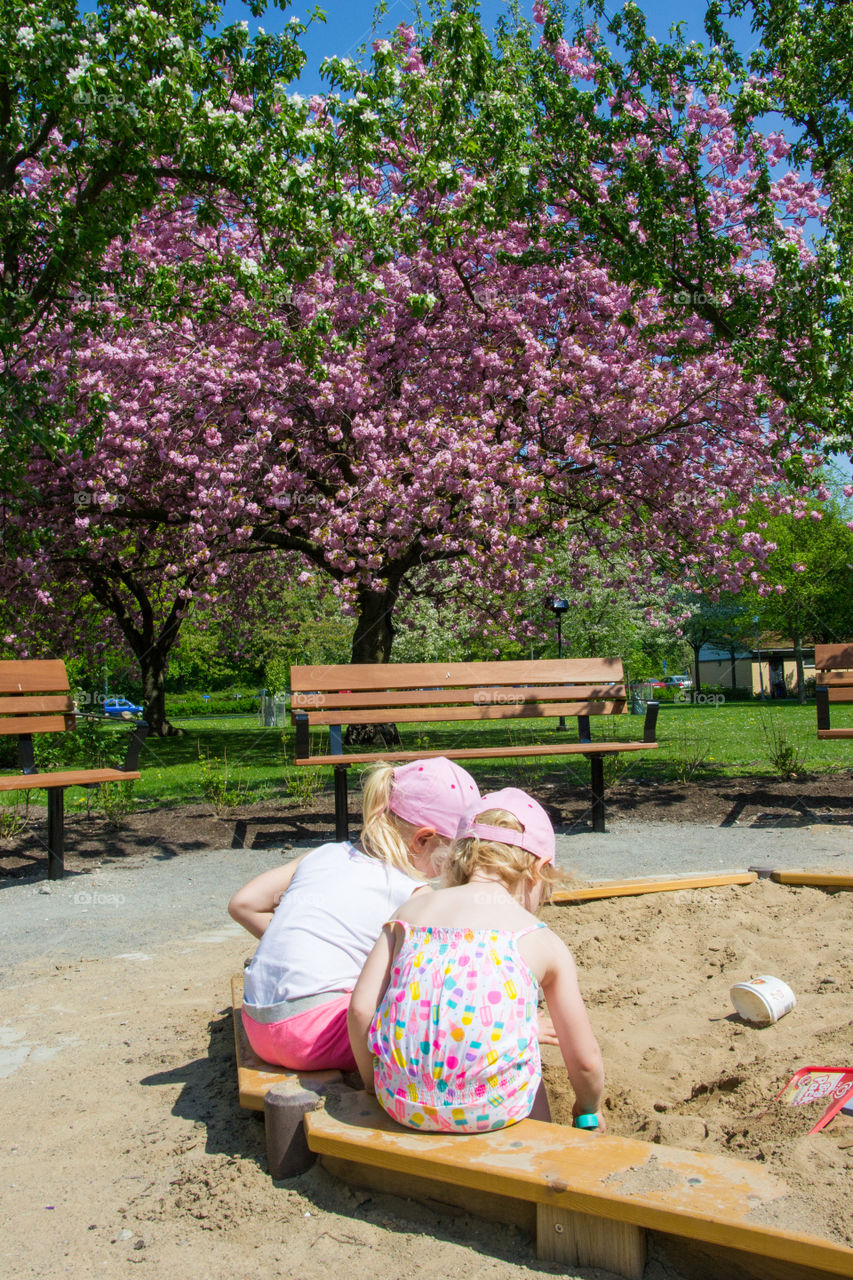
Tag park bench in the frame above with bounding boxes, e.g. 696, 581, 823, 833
0, 659, 147, 879
290, 658, 658, 840
816, 643, 853, 740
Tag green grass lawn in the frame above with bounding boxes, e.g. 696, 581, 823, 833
3, 699, 850, 814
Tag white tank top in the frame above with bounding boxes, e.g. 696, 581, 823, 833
242, 842, 421, 1017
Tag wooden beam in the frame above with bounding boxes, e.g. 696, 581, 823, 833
551, 873, 758, 904
0, 767, 140, 791
770, 872, 853, 890
305, 1091, 853, 1278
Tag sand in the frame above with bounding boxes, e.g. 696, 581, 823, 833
1, 876, 851, 1279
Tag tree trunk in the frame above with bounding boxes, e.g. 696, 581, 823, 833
729, 645, 738, 690
345, 584, 402, 748
87, 569, 187, 737
692, 643, 702, 695
793, 635, 806, 705
139, 648, 182, 737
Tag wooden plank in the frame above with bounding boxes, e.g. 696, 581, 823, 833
817, 729, 853, 739
0, 715, 73, 736
817, 672, 853, 687
0, 768, 140, 791
827, 686, 853, 702
292, 684, 627, 710
551, 873, 758, 904
537, 1203, 645, 1277
815, 644, 853, 670
230, 975, 342, 1110
770, 872, 853, 889
300, 701, 626, 727
0, 696, 75, 714
291, 658, 625, 692
305, 1091, 853, 1277
0, 660, 69, 693
654, 1231, 853, 1280
294, 741, 659, 766
322, 1153, 536, 1233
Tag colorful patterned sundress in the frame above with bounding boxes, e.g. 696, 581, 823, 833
368, 921, 545, 1133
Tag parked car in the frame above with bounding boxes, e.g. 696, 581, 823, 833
664, 676, 693, 689
647, 679, 667, 688
103, 696, 144, 717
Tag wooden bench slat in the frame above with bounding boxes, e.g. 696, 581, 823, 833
0, 659, 69, 693
291, 658, 625, 692
0, 767, 140, 791
0, 714, 73, 735
817, 672, 853, 686
817, 729, 853, 739
0, 696, 75, 714
292, 684, 627, 711
827, 687, 853, 702
305, 1091, 853, 1277
295, 741, 658, 767
815, 644, 853, 670
301, 701, 626, 727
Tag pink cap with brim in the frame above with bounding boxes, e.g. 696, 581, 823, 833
457, 787, 556, 864
388, 758, 481, 840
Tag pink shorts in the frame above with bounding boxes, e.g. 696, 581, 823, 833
242, 994, 356, 1072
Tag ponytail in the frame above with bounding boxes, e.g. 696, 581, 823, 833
359, 761, 423, 877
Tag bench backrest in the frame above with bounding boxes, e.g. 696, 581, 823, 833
0, 660, 76, 736
815, 644, 853, 703
291, 659, 627, 729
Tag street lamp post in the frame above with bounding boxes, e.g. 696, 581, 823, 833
753, 616, 766, 701
551, 598, 569, 729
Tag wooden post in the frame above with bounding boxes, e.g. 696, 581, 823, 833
816, 686, 830, 732
537, 1204, 645, 1279
264, 1082, 328, 1178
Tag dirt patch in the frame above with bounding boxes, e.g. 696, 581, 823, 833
2, 770, 852, 879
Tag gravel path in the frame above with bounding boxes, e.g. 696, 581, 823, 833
2, 819, 850, 970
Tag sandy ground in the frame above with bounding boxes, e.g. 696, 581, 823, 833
1, 851, 852, 1278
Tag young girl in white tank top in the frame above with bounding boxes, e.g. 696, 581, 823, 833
228, 758, 480, 1072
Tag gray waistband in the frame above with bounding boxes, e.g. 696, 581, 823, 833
242, 990, 347, 1024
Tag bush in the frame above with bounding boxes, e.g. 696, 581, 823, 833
168, 688, 261, 717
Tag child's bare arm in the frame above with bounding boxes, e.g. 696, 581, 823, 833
227, 856, 307, 939
539, 932, 605, 1126
348, 924, 398, 1094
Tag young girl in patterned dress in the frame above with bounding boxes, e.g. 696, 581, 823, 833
348, 788, 605, 1133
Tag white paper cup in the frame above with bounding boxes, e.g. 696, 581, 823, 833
730, 975, 796, 1024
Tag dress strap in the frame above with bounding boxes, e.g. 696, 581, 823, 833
513, 921, 547, 940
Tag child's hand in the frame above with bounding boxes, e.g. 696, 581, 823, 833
537, 1012, 560, 1046
572, 1103, 606, 1133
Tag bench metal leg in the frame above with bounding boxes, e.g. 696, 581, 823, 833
589, 756, 605, 833
47, 788, 65, 880
334, 766, 349, 842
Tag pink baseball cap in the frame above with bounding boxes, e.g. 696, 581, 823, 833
388, 758, 481, 839
457, 787, 556, 864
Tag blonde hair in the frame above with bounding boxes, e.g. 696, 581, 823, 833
359, 761, 426, 877
442, 807, 564, 901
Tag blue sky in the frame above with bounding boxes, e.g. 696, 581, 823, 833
220, 1, 759, 94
